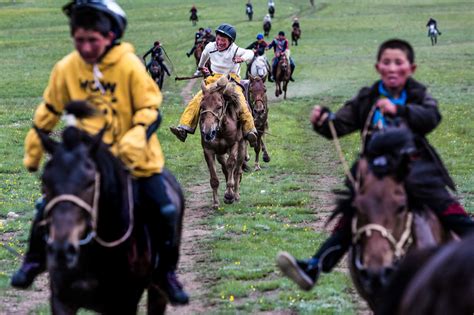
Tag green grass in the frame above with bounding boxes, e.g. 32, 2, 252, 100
1, 0, 473, 314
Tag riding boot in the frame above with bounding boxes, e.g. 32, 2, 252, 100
169, 126, 188, 142
154, 203, 189, 305
11, 198, 47, 289
276, 215, 351, 291
245, 130, 258, 148
289, 64, 295, 82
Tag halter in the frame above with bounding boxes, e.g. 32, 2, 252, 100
200, 94, 230, 132
352, 211, 413, 259
43, 173, 134, 248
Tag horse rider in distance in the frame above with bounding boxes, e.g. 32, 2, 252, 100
143, 41, 171, 76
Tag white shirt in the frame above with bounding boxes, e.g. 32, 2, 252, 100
198, 42, 254, 77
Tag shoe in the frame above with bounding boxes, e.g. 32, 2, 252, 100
289, 76, 295, 82
186, 52, 191, 58
276, 251, 320, 291
267, 76, 274, 82
169, 126, 187, 142
160, 271, 189, 305
11, 262, 44, 289
246, 132, 258, 148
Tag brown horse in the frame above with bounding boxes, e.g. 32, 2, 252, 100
199, 76, 246, 209
34, 103, 185, 314
274, 54, 291, 99
248, 75, 270, 171
194, 41, 211, 69
291, 26, 301, 46
347, 129, 451, 310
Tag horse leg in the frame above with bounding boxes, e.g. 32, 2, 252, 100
254, 134, 262, 171
275, 81, 280, 97
51, 295, 78, 315
224, 144, 239, 204
262, 138, 270, 163
147, 283, 167, 315
204, 150, 219, 210
283, 80, 288, 100
234, 140, 246, 201
216, 154, 228, 180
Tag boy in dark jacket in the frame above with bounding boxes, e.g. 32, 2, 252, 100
277, 39, 474, 291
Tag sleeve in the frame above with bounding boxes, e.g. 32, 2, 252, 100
143, 47, 152, 59
397, 91, 441, 135
198, 42, 212, 68
267, 40, 275, 49
236, 46, 254, 62
129, 56, 162, 127
314, 93, 362, 139
246, 42, 255, 50
24, 62, 68, 171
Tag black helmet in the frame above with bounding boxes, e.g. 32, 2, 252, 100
215, 23, 236, 42
278, 31, 285, 36
63, 0, 127, 39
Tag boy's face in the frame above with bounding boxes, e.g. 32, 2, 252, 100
375, 48, 416, 90
216, 34, 231, 51
73, 28, 115, 64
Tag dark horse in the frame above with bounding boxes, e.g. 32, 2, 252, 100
428, 26, 438, 46
148, 59, 165, 90
274, 53, 291, 99
246, 5, 253, 21
190, 11, 198, 26
346, 129, 452, 310
248, 75, 270, 171
199, 76, 246, 210
291, 26, 301, 46
263, 21, 271, 37
36, 104, 184, 314
268, 5, 275, 18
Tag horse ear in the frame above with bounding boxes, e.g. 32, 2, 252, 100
34, 126, 58, 154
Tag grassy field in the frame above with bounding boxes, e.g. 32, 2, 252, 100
1, 0, 473, 314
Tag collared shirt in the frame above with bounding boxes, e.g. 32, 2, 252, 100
198, 42, 254, 76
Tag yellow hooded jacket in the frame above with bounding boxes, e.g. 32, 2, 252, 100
24, 42, 164, 177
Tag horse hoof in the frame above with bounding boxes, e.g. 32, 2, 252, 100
254, 165, 261, 171
212, 204, 219, 211
263, 154, 270, 163
242, 163, 251, 173
224, 197, 234, 204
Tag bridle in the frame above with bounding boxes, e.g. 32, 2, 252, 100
352, 211, 413, 260
200, 92, 229, 132
43, 173, 134, 248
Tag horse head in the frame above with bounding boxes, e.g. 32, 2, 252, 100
38, 126, 102, 270
350, 129, 415, 299
199, 76, 239, 142
251, 55, 268, 79
279, 54, 289, 74
249, 75, 267, 119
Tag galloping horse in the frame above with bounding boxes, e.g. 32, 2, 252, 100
36, 103, 184, 314
291, 26, 301, 46
346, 129, 451, 310
263, 21, 271, 37
246, 5, 253, 21
190, 11, 198, 26
248, 75, 270, 171
249, 55, 269, 81
428, 25, 438, 46
148, 59, 165, 89
274, 53, 291, 99
199, 76, 246, 209
268, 5, 275, 18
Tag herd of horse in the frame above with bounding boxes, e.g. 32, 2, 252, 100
27, 17, 469, 315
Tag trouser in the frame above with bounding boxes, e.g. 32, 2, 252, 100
134, 173, 180, 271
313, 159, 474, 272
21, 198, 47, 267
177, 73, 256, 134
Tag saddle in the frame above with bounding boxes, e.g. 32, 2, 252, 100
234, 79, 252, 110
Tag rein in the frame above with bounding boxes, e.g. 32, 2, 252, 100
352, 211, 413, 259
200, 94, 230, 132
44, 173, 134, 248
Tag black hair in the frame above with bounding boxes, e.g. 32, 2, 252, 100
377, 39, 415, 64
70, 7, 113, 37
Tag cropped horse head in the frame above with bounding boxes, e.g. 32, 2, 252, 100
199, 76, 240, 142
250, 55, 268, 79
248, 75, 267, 119
350, 129, 416, 301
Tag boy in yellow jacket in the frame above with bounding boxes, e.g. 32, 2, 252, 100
11, 0, 188, 305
